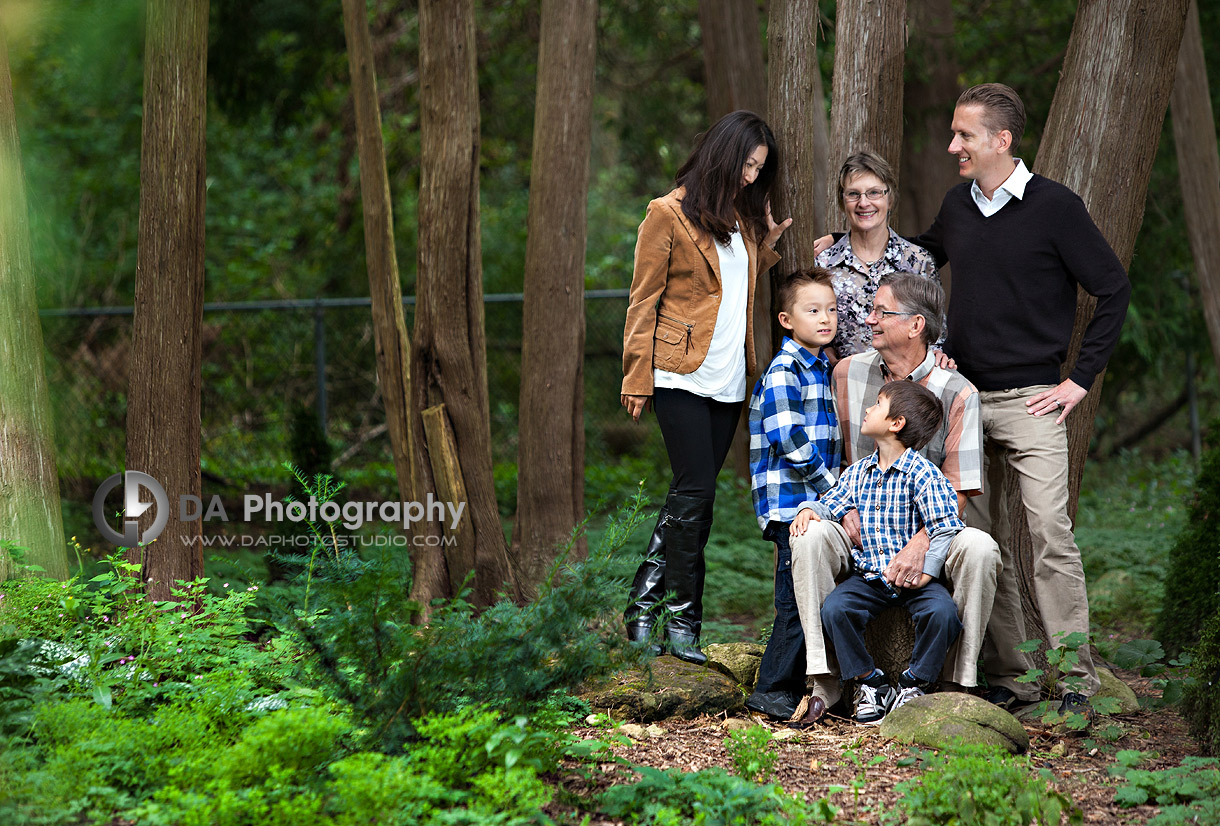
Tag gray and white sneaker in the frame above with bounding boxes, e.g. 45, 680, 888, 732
853, 678, 897, 725
891, 683, 925, 712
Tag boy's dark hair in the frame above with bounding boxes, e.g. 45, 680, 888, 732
956, 83, 1026, 152
777, 268, 835, 316
879, 380, 944, 450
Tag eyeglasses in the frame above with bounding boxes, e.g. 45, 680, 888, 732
844, 187, 890, 203
875, 310, 913, 319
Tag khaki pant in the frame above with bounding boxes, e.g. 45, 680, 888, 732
967, 386, 1100, 698
790, 521, 1000, 707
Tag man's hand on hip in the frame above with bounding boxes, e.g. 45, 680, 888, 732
1026, 379, 1086, 425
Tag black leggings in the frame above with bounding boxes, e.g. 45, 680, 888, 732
653, 387, 742, 500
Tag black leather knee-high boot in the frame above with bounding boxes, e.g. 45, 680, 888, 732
623, 506, 668, 655
661, 494, 714, 665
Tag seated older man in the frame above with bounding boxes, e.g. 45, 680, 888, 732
789, 274, 1000, 722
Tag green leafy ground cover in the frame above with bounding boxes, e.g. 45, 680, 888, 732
1, 452, 1211, 824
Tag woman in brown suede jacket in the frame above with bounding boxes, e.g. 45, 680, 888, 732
621, 110, 791, 664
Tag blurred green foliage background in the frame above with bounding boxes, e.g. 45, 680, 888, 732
5, 0, 1219, 578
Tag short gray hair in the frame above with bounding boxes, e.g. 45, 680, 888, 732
879, 274, 944, 346
835, 150, 898, 214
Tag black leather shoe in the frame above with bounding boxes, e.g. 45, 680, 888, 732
1058, 692, 1092, 718
744, 690, 798, 720
981, 686, 1020, 710
665, 628, 707, 665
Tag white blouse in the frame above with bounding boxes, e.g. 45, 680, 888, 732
654, 226, 750, 402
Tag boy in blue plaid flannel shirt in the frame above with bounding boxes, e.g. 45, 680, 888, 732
743, 269, 842, 722
796, 380, 964, 725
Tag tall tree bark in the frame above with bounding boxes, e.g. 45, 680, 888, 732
1006, 0, 1190, 648
825, 0, 907, 231
511, 0, 597, 597
1172, 0, 1220, 376
749, 0, 830, 481
125, 0, 208, 600
702, 0, 769, 479
341, 0, 421, 510
766, 0, 830, 327
415, 0, 516, 606
0, 26, 67, 582
698, 0, 767, 121
898, 0, 960, 248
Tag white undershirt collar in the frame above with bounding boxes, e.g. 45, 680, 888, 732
971, 159, 1032, 217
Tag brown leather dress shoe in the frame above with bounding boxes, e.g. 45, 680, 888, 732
787, 694, 828, 729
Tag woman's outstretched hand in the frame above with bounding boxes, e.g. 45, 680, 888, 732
764, 201, 793, 249
621, 393, 652, 423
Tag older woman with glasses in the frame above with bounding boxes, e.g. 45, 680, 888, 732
817, 151, 942, 360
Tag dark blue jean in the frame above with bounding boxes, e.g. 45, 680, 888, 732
753, 521, 806, 697
821, 574, 962, 684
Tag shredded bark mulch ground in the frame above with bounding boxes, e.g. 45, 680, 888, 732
553, 669, 1203, 824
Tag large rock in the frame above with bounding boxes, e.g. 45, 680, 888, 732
705, 643, 764, 689
1096, 667, 1140, 713
581, 655, 745, 722
881, 691, 1030, 754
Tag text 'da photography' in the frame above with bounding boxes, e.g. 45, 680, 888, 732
90, 470, 462, 551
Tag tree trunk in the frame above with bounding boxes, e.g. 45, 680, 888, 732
698, 0, 767, 121
125, 0, 209, 600
511, 0, 597, 598
825, 0, 907, 232
752, 0, 831, 483
700, 0, 770, 481
341, 0, 420, 510
897, 0, 959, 251
0, 26, 67, 582
1172, 0, 1220, 377
1006, 0, 1190, 648
766, 0, 830, 310
415, 0, 516, 606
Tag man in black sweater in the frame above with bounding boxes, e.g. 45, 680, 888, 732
912, 83, 1131, 717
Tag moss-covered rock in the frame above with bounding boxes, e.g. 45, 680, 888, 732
580, 655, 745, 722
880, 692, 1029, 754
705, 642, 764, 689
1096, 667, 1140, 714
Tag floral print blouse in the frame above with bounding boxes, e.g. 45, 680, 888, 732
815, 229, 942, 357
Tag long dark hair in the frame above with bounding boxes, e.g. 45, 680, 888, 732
675, 110, 778, 246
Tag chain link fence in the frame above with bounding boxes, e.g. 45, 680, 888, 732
41, 292, 661, 502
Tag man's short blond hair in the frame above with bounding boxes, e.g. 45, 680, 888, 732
957, 83, 1026, 152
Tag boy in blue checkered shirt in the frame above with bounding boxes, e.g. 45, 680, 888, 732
743, 269, 842, 722
796, 380, 964, 725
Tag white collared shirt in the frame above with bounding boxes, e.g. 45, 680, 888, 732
970, 159, 1033, 217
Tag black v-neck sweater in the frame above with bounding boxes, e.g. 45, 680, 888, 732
913, 176, 1130, 392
